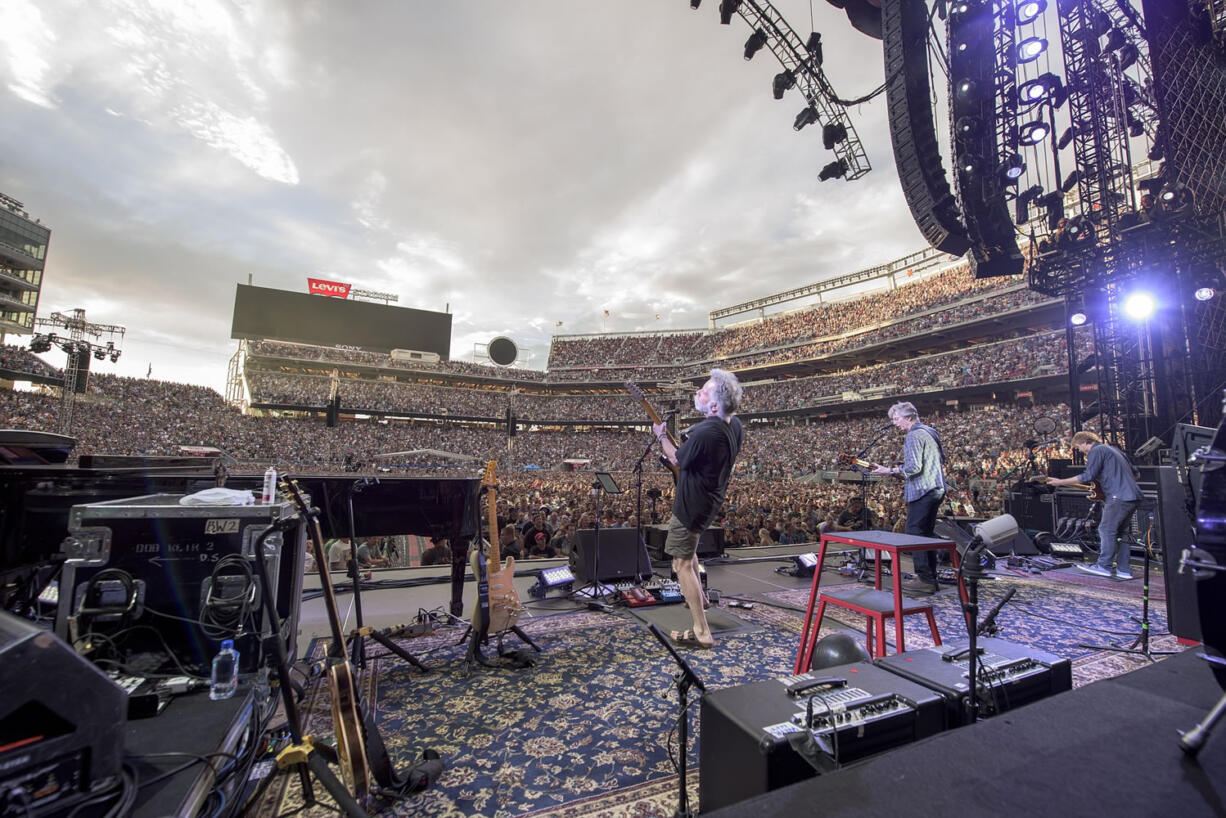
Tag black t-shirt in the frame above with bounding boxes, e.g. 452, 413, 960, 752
672, 416, 744, 532
837, 506, 874, 530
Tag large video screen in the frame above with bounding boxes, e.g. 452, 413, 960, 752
231, 285, 451, 357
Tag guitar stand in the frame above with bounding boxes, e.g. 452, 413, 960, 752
250, 523, 368, 818
459, 623, 541, 673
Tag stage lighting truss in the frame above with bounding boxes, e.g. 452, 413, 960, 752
708, 0, 870, 180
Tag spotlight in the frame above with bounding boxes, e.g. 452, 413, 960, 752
690, 0, 701, 8
822, 122, 847, 150
1017, 37, 1047, 62
950, 1, 970, 14
1042, 192, 1065, 229
29, 335, 52, 354
1117, 43, 1139, 70
528, 565, 575, 598
719, 0, 742, 24
1070, 310, 1088, 326
1018, 73, 1065, 107
955, 78, 977, 99
1195, 286, 1218, 302
1104, 27, 1127, 53
1015, 183, 1044, 224
93, 347, 106, 361
772, 70, 795, 99
1061, 169, 1082, 193
1057, 126, 1075, 149
956, 116, 982, 136
818, 159, 849, 181
793, 106, 819, 131
1016, 0, 1046, 24
1001, 153, 1026, 183
1123, 291, 1156, 321
110, 352, 121, 363
744, 28, 767, 60
1127, 115, 1145, 138
1192, 268, 1223, 302
806, 32, 823, 67
1018, 120, 1051, 145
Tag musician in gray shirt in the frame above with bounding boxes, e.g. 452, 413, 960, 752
872, 402, 947, 594
1048, 431, 1140, 579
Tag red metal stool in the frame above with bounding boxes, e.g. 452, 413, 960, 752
813, 586, 941, 660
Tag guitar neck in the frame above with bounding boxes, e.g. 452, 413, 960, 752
482, 460, 501, 566
286, 482, 348, 660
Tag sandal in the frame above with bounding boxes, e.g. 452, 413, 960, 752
669, 628, 714, 649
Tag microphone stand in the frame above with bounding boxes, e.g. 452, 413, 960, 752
950, 533, 990, 723
851, 425, 893, 579
344, 478, 427, 672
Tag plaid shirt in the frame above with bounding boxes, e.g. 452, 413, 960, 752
900, 423, 946, 503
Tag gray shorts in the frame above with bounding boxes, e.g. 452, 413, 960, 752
664, 513, 701, 560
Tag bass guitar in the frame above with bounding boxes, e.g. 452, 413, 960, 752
470, 461, 524, 635
626, 380, 680, 482
282, 479, 372, 802
1030, 475, 1106, 502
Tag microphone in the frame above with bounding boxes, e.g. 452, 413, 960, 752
1031, 438, 1060, 448
877, 421, 894, 431
662, 409, 680, 416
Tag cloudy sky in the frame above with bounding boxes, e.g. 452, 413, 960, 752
0, 0, 933, 392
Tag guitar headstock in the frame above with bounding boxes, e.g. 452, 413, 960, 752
481, 460, 497, 491
626, 380, 645, 402
281, 478, 310, 516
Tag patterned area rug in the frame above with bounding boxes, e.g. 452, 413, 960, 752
251, 578, 1180, 817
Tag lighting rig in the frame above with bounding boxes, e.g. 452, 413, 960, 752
32, 309, 127, 436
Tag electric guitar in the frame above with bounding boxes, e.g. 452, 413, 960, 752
626, 380, 680, 482
470, 461, 524, 635
1029, 475, 1106, 502
282, 479, 371, 802
839, 454, 902, 478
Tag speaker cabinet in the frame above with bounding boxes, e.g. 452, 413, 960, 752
1153, 466, 1201, 642
571, 528, 652, 583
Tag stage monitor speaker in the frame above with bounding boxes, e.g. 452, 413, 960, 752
644, 524, 724, 560
883, 0, 970, 256
572, 528, 652, 583
935, 517, 1039, 557
1153, 466, 1201, 642
0, 611, 127, 815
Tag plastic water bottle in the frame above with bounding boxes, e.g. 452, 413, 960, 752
262, 466, 277, 504
210, 639, 239, 701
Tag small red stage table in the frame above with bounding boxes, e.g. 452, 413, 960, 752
794, 530, 971, 673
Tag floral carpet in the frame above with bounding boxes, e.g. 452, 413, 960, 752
251, 573, 1180, 817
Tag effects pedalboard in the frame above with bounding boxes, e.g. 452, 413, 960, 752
616, 579, 685, 607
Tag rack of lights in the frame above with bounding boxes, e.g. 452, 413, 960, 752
32, 309, 126, 435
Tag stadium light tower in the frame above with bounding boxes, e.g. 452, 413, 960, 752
34, 309, 126, 435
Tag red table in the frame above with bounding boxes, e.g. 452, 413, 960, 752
794, 529, 971, 673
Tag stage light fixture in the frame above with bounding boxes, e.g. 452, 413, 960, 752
92, 347, 106, 361
1127, 115, 1145, 138
528, 565, 575, 598
744, 28, 767, 60
1061, 169, 1081, 193
805, 32, 823, 66
1117, 43, 1139, 70
110, 352, 120, 363
822, 122, 847, 150
1017, 37, 1047, 62
950, 1, 970, 14
1195, 286, 1218, 302
818, 159, 849, 181
1015, 184, 1044, 224
772, 70, 795, 99
1104, 27, 1127, 53
719, 0, 742, 24
1019, 73, 1065, 107
1192, 269, 1223, 302
1042, 192, 1065, 229
793, 105, 819, 131
690, 0, 701, 8
1018, 120, 1050, 145
1057, 125, 1075, 149
1070, 310, 1088, 326
956, 116, 982, 136
955, 78, 977, 99
1016, 0, 1046, 24
1002, 153, 1026, 182
1123, 291, 1156, 321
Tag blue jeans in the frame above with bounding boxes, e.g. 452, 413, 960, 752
906, 488, 945, 583
1097, 498, 1139, 572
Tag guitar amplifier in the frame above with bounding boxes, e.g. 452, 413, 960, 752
56, 494, 306, 674
875, 637, 1072, 726
699, 662, 945, 812
643, 524, 725, 560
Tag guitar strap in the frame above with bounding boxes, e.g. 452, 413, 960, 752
362, 707, 444, 794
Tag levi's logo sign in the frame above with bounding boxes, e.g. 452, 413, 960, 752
308, 278, 351, 298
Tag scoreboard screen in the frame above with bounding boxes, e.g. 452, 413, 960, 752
230, 284, 451, 357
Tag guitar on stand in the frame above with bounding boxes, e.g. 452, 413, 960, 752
282, 479, 372, 805
627, 380, 680, 483
462, 461, 539, 671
